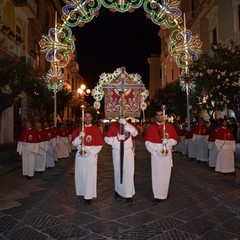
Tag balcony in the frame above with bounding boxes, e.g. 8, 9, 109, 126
14, 0, 37, 18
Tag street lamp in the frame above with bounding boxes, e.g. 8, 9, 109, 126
77, 84, 91, 107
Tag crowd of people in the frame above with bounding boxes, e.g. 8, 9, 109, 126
174, 116, 238, 175
17, 120, 75, 179
16, 113, 238, 205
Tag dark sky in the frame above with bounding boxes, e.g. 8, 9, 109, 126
71, 7, 161, 89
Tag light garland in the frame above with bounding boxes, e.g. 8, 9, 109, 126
45, 67, 65, 92
92, 67, 149, 110
38, 23, 75, 68
179, 71, 195, 92
61, 0, 101, 27
168, 27, 202, 69
143, 0, 181, 28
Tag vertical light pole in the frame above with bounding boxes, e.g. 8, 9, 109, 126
186, 80, 190, 131
54, 85, 57, 127
50, 75, 60, 128
183, 12, 190, 131
77, 84, 91, 112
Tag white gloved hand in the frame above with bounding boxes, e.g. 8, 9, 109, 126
117, 134, 125, 140
156, 149, 163, 158
79, 131, 85, 138
119, 118, 127, 125
162, 138, 168, 145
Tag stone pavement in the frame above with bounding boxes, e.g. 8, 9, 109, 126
0, 138, 240, 240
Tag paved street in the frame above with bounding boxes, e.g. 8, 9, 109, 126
0, 138, 240, 240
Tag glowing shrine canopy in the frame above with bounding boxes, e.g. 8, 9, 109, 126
39, 0, 203, 89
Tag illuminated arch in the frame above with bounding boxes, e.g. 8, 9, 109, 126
38, 0, 202, 86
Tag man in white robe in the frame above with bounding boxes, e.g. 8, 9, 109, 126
104, 118, 138, 202
34, 122, 49, 173
17, 121, 39, 179
215, 120, 236, 174
143, 110, 179, 202
72, 112, 104, 205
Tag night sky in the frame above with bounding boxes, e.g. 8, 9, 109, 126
71, 7, 161, 89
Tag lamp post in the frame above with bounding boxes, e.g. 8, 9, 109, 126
77, 84, 91, 109
180, 72, 194, 131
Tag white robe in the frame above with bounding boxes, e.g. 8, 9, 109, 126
46, 138, 57, 168
104, 123, 138, 198
187, 138, 196, 158
72, 137, 102, 199
35, 141, 49, 172
208, 142, 218, 168
145, 139, 177, 199
179, 136, 188, 156
56, 136, 70, 159
17, 141, 39, 177
215, 140, 236, 173
193, 134, 209, 162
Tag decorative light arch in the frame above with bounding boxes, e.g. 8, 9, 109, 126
39, 0, 202, 72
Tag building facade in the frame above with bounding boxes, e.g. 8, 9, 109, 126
0, 0, 84, 143
157, 0, 240, 91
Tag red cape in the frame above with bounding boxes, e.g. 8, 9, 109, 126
193, 124, 208, 135
143, 122, 179, 143
18, 129, 39, 143
72, 125, 104, 146
215, 127, 234, 141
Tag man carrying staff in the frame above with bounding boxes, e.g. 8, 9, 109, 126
104, 118, 138, 202
72, 111, 104, 205
143, 108, 178, 202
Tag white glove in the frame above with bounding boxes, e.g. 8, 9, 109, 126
162, 138, 168, 145
119, 118, 127, 125
117, 134, 125, 140
156, 149, 163, 158
79, 131, 85, 138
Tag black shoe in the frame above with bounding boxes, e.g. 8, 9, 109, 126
84, 199, 91, 205
27, 176, 32, 180
127, 198, 133, 203
154, 198, 166, 203
114, 191, 124, 200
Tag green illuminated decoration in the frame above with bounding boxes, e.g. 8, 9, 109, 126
102, 0, 143, 13
38, 23, 75, 68
61, 0, 101, 27
143, 0, 181, 28
168, 27, 202, 69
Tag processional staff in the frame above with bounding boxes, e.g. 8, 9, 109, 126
102, 67, 144, 184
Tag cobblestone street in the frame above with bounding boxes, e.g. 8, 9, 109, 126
0, 138, 240, 240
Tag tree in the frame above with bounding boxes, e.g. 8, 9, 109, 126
190, 41, 240, 118
151, 81, 187, 120
56, 89, 73, 122
0, 57, 35, 116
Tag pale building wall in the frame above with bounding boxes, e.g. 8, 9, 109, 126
147, 55, 161, 98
